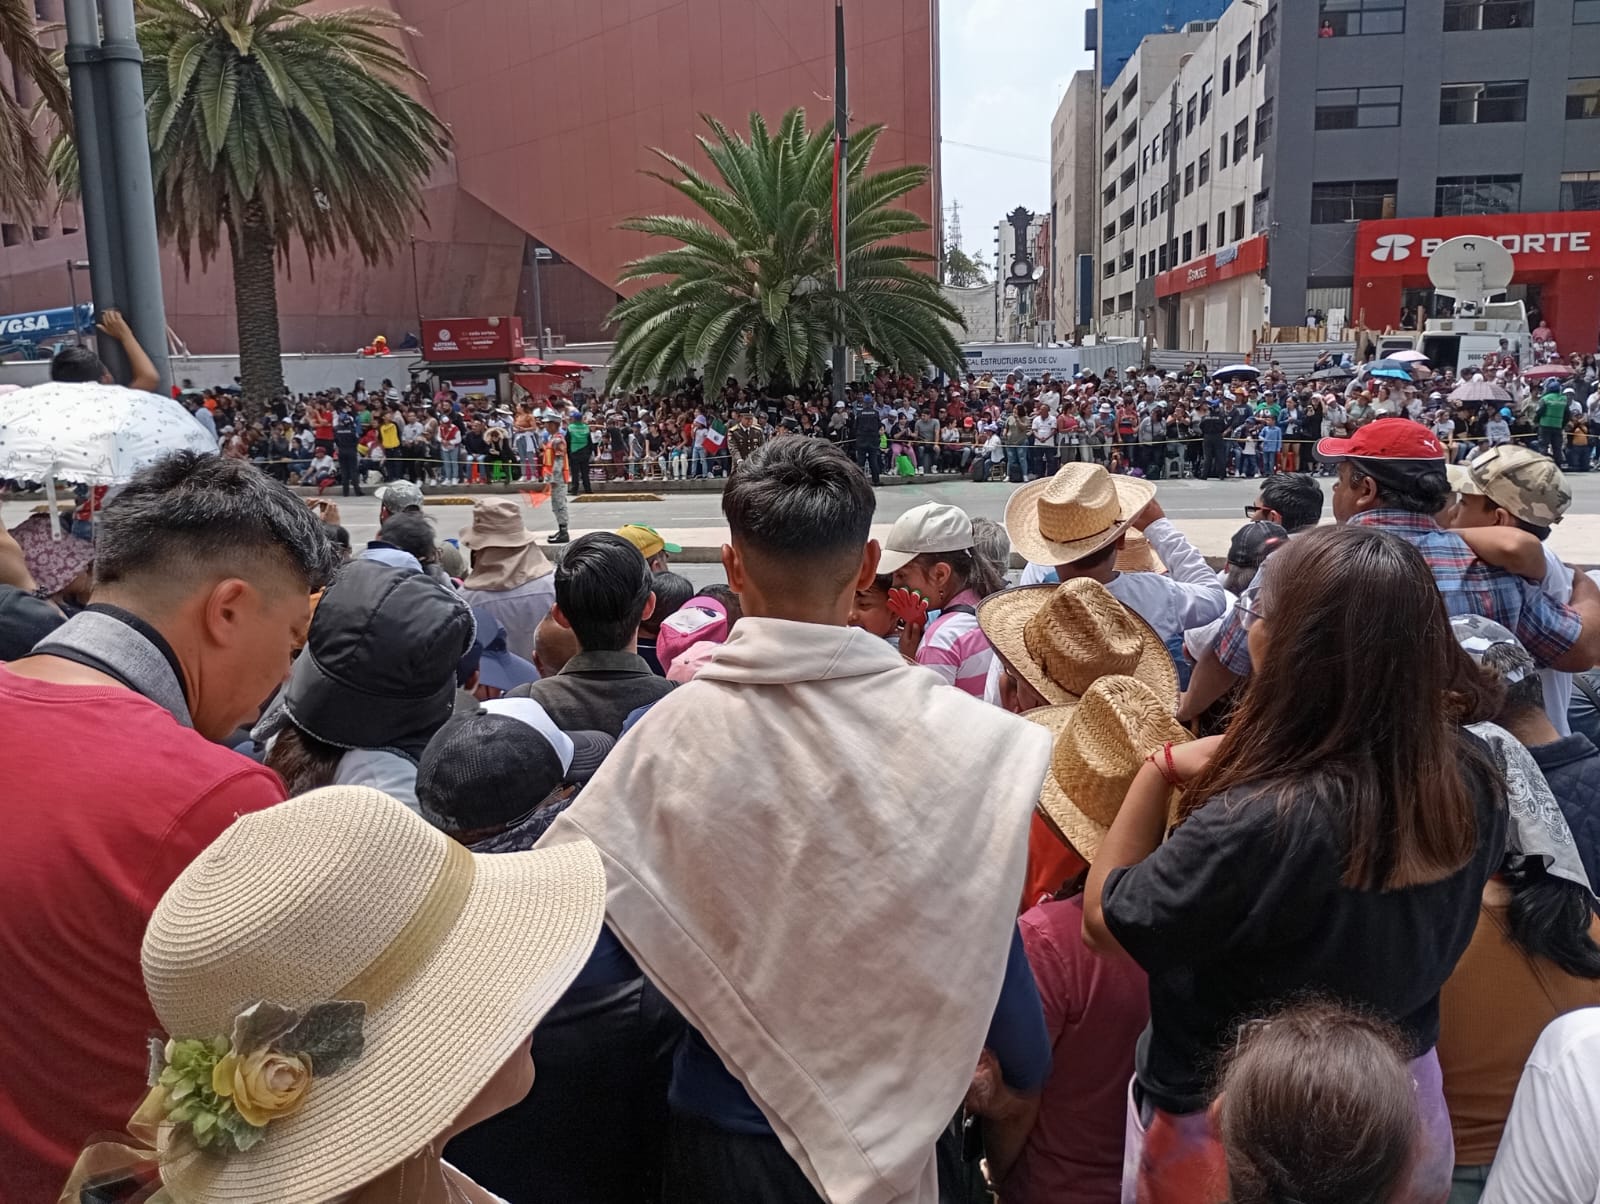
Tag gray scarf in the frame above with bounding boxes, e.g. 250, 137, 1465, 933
33, 605, 192, 728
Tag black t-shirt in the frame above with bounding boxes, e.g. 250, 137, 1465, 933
1101, 731, 1506, 1114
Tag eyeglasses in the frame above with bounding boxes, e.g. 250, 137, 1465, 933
1243, 504, 1268, 519
1238, 600, 1267, 630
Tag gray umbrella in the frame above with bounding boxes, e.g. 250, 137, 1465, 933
1308, 365, 1355, 380
1450, 378, 1512, 403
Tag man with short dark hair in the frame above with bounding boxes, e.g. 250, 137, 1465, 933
543, 438, 1053, 1202
1246, 471, 1324, 533
0, 452, 336, 1200
50, 308, 159, 393
508, 531, 672, 734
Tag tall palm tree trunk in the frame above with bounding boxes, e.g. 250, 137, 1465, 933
229, 200, 284, 413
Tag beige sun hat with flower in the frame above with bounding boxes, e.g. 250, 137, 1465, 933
1022, 675, 1191, 862
978, 577, 1178, 708
122, 787, 606, 1204
1004, 462, 1156, 567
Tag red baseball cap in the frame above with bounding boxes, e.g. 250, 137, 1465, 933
1316, 419, 1445, 464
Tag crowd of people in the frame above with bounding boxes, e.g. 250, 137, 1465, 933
5, 345, 1600, 1204
148, 345, 1600, 513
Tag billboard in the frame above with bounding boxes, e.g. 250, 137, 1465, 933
1355, 212, 1600, 277
420, 317, 524, 362
961, 344, 1082, 378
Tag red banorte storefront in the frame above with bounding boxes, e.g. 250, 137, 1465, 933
1353, 211, 1600, 354
1153, 234, 1269, 298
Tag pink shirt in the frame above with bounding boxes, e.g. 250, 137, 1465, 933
916, 589, 993, 697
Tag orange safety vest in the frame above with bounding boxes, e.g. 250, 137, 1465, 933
541, 433, 570, 483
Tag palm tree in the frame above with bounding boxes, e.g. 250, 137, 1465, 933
0, 0, 70, 218
607, 108, 964, 391
53, 0, 449, 406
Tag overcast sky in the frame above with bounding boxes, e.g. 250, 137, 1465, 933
938, 0, 1095, 264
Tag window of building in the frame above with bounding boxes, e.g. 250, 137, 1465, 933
1560, 170, 1600, 210
1233, 118, 1249, 163
1117, 291, 1133, 313
1161, 125, 1171, 159
1320, 0, 1406, 36
1158, 244, 1169, 271
1310, 179, 1397, 223
1103, 221, 1117, 243
1567, 77, 1600, 119
1236, 34, 1252, 78
1201, 77, 1213, 121
1579, 0, 1600, 20
1160, 182, 1171, 212
1197, 222, 1209, 253
1120, 249, 1135, 273
1104, 103, 1118, 129
1219, 132, 1228, 163
1434, 174, 1521, 215
1258, 7, 1277, 58
1254, 101, 1274, 155
1105, 145, 1119, 169
1182, 231, 1193, 262
1439, 80, 1528, 124
1121, 165, 1137, 193
1231, 202, 1246, 242
1120, 207, 1135, 232
1314, 85, 1402, 128
1222, 57, 1231, 95
1252, 190, 1271, 232
1216, 211, 1226, 245
0, 224, 20, 247
1122, 123, 1138, 149
1442, 0, 1532, 30
1104, 183, 1117, 206
1123, 78, 1138, 108
1198, 150, 1210, 185
1186, 94, 1198, 132
1184, 162, 1196, 195
1104, 258, 1117, 279
1103, 297, 1115, 317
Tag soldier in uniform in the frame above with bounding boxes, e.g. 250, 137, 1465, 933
726, 405, 767, 473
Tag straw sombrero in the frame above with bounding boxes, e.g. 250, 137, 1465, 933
1004, 462, 1155, 567
977, 577, 1178, 708
1023, 676, 1191, 862
1116, 529, 1167, 575
137, 787, 606, 1203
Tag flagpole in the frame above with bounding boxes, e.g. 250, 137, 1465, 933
831, 0, 848, 410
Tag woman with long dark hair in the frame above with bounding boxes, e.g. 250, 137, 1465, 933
1083, 525, 1509, 1204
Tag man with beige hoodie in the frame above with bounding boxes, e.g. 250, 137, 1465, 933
543, 437, 1054, 1204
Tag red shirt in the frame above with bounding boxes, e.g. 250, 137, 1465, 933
1001, 895, 1150, 1204
0, 668, 285, 1200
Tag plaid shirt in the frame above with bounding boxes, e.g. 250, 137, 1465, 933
1216, 509, 1581, 674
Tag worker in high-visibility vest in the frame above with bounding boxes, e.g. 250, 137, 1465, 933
541, 408, 572, 545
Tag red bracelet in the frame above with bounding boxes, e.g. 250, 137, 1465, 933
1147, 742, 1183, 789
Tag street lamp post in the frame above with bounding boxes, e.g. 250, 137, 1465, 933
532, 246, 554, 360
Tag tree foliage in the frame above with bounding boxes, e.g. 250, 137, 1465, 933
943, 241, 988, 288
608, 108, 965, 391
0, 0, 70, 219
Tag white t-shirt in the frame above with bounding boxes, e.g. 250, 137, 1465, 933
1483, 1008, 1600, 1204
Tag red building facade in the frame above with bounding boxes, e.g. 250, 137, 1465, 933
0, 0, 941, 354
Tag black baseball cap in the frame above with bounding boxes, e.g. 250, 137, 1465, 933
416, 698, 613, 833
1228, 520, 1289, 570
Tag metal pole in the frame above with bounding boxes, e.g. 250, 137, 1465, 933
532, 250, 546, 360
66, 261, 82, 344
99, 0, 171, 392
62, 0, 128, 381
831, 0, 848, 407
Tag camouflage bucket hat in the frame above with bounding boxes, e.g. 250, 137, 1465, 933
1466, 445, 1571, 527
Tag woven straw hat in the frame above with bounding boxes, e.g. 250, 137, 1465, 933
1023, 676, 1191, 862
978, 578, 1178, 708
140, 787, 606, 1203
1115, 530, 1167, 575
1004, 463, 1155, 567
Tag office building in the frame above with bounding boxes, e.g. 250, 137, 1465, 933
1091, 0, 1229, 85
1049, 69, 1100, 341
0, 0, 941, 354
1087, 0, 1600, 358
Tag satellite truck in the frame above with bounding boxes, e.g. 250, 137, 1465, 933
1375, 235, 1531, 372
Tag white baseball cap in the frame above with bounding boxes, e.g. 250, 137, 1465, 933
876, 502, 975, 574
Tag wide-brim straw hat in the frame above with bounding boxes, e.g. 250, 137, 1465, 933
140, 787, 606, 1203
460, 497, 538, 550
1116, 530, 1167, 575
1023, 675, 1191, 862
978, 577, 1178, 708
1005, 463, 1156, 567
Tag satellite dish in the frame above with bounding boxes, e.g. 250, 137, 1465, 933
1428, 235, 1514, 314
1031, 265, 1046, 282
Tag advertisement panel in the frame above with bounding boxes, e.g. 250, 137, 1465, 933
1354, 212, 1600, 277
1154, 235, 1269, 299
420, 317, 524, 362
961, 344, 1081, 378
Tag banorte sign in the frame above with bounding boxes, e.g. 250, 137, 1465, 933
1355, 212, 1600, 276
421, 316, 524, 362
